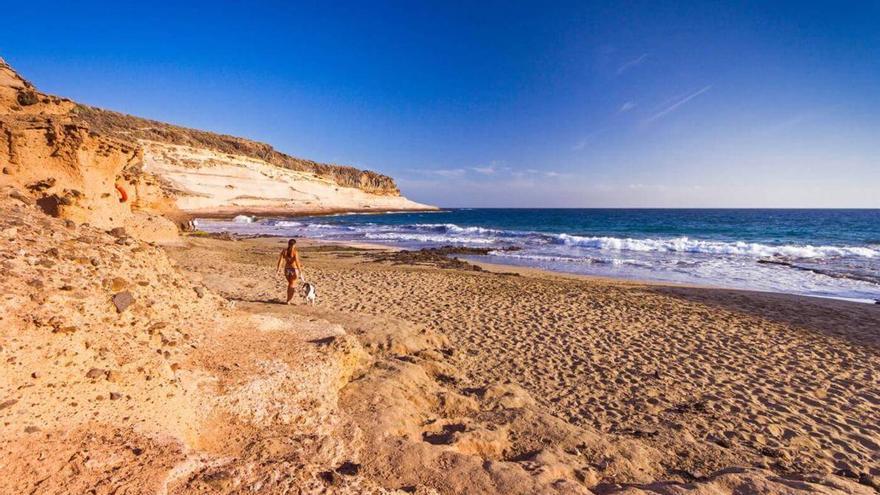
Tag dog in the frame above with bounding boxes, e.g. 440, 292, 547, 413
301, 282, 317, 305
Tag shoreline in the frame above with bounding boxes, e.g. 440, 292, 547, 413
5, 188, 877, 493
168, 235, 880, 487
199, 232, 880, 306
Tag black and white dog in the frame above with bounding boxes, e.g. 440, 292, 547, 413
301, 281, 317, 305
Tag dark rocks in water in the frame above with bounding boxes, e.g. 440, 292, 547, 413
758, 258, 880, 286
422, 245, 521, 256
366, 245, 520, 272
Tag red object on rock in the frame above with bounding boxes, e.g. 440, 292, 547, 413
115, 183, 128, 203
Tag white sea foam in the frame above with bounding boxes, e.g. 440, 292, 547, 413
232, 215, 254, 224
271, 220, 302, 227
192, 216, 880, 301
552, 234, 878, 259
364, 231, 496, 244
486, 251, 595, 263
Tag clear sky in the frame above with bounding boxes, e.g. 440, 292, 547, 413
3, 1, 879, 207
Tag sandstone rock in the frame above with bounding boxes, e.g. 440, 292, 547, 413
9, 190, 33, 205
110, 277, 128, 291
85, 368, 107, 380
194, 286, 206, 298
26, 177, 56, 192
859, 473, 879, 490
112, 291, 134, 312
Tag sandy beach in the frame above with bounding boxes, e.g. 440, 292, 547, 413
3, 49, 880, 493
168, 235, 880, 485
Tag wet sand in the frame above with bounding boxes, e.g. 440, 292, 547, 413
171, 236, 880, 481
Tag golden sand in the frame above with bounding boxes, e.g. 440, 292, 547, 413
171, 237, 880, 481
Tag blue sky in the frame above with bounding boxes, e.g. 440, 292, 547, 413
2, 1, 879, 207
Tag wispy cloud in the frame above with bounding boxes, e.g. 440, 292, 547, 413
644, 85, 712, 123
428, 168, 467, 178
571, 128, 607, 151
619, 101, 637, 113
408, 165, 566, 185
616, 53, 648, 75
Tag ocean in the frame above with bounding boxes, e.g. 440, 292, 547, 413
196, 209, 880, 303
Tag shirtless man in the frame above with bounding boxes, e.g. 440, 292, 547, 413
276, 238, 304, 304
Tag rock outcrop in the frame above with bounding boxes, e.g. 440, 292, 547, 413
71, 104, 403, 196
0, 56, 434, 235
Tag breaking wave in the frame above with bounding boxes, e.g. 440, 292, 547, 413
551, 234, 879, 259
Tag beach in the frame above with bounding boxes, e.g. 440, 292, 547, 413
3, 51, 880, 493
3, 189, 879, 493
169, 235, 880, 485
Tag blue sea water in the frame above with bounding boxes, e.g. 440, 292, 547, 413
197, 209, 880, 303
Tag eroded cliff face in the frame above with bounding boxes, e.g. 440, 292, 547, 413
71, 104, 404, 196
0, 56, 433, 234
0, 58, 181, 242
138, 140, 432, 217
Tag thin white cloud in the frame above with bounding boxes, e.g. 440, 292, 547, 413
619, 101, 637, 113
627, 183, 668, 190
616, 53, 648, 75
571, 128, 607, 152
644, 85, 712, 123
429, 168, 467, 178
471, 165, 496, 175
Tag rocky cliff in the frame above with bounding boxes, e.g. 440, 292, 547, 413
0, 56, 433, 233
71, 105, 402, 196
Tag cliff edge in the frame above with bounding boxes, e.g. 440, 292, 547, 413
0, 56, 434, 234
